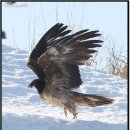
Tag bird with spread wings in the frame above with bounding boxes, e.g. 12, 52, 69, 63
27, 23, 113, 119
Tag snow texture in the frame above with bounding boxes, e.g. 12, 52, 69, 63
2, 44, 127, 130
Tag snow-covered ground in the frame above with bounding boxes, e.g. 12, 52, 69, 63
2, 44, 127, 130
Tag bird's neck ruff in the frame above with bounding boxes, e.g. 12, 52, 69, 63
29, 79, 46, 95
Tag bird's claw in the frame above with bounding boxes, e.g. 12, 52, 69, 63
64, 108, 68, 117
73, 113, 78, 119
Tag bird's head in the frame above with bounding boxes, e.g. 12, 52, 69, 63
28, 79, 46, 94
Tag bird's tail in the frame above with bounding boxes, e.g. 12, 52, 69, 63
71, 91, 114, 106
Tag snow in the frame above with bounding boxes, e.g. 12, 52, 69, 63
2, 44, 127, 130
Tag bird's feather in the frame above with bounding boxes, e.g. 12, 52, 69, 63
37, 28, 102, 90
27, 23, 114, 119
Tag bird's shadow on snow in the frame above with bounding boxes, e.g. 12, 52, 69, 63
3, 113, 127, 130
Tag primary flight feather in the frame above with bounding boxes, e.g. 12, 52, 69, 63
27, 23, 113, 119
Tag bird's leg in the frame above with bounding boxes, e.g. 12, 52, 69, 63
73, 113, 78, 119
64, 102, 78, 119
64, 107, 68, 117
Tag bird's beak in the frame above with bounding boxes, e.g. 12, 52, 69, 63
28, 84, 32, 88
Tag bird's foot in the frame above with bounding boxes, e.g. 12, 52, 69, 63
73, 113, 78, 119
64, 108, 68, 117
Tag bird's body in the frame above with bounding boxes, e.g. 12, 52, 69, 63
27, 23, 113, 119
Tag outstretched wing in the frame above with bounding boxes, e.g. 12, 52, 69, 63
28, 23, 71, 62
27, 23, 71, 80
38, 30, 103, 90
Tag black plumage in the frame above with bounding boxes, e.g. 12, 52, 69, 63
27, 23, 113, 119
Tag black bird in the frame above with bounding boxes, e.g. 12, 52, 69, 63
27, 23, 113, 119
